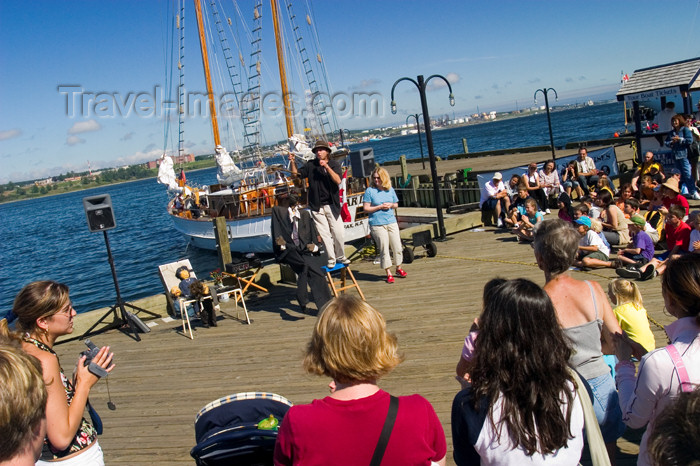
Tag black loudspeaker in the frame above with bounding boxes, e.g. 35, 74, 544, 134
126, 312, 151, 333
83, 194, 116, 232
349, 148, 375, 178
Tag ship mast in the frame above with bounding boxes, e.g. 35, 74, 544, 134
271, 0, 295, 138
194, 0, 221, 147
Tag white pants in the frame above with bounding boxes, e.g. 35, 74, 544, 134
36, 441, 104, 465
371, 222, 403, 270
311, 205, 345, 262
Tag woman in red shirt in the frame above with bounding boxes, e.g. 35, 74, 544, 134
274, 296, 446, 465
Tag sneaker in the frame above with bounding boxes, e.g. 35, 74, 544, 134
497, 218, 504, 228
610, 258, 623, 269
639, 264, 656, 281
691, 192, 700, 200
395, 268, 407, 278
386, 275, 395, 284
545, 208, 551, 214
337, 257, 351, 266
327, 260, 336, 268
616, 267, 641, 279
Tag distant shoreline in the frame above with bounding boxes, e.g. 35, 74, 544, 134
0, 165, 218, 206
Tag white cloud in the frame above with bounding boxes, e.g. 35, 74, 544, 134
350, 79, 381, 90
0, 129, 22, 141
68, 119, 101, 135
66, 135, 85, 146
426, 72, 460, 91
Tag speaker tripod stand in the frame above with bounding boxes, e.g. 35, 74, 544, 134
81, 230, 160, 342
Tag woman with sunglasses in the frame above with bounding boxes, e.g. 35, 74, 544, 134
4, 281, 114, 465
363, 167, 407, 283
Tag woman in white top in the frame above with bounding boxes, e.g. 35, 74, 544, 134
615, 254, 700, 466
452, 279, 584, 465
539, 160, 561, 200
524, 163, 549, 213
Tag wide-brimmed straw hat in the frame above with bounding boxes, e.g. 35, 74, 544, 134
311, 140, 331, 154
662, 177, 680, 193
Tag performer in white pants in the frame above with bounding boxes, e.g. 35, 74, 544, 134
289, 140, 348, 268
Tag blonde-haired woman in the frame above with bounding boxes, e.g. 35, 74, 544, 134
274, 295, 446, 465
0, 333, 47, 464
363, 167, 406, 283
5, 281, 114, 465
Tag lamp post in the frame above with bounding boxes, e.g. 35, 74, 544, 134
335, 128, 350, 147
406, 113, 426, 169
391, 74, 455, 240
534, 87, 558, 159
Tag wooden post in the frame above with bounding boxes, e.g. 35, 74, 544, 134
213, 217, 232, 271
409, 175, 420, 206
462, 138, 468, 154
400, 155, 408, 179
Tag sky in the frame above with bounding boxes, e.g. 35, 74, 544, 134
1, 0, 699, 184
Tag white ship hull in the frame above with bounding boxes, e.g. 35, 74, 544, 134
170, 192, 369, 253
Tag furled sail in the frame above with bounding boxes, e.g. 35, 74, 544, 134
288, 134, 315, 161
215, 145, 244, 185
157, 154, 179, 191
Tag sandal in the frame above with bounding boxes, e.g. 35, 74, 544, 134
395, 268, 407, 278
386, 275, 395, 284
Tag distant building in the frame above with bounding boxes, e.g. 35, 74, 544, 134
146, 153, 194, 169
34, 178, 54, 186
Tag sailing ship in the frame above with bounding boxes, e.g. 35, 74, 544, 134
157, 0, 368, 253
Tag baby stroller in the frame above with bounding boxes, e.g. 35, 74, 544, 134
190, 392, 293, 465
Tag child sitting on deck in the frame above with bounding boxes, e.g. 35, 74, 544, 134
504, 186, 530, 228
592, 174, 615, 199
608, 278, 655, 353
637, 174, 657, 207
616, 215, 655, 268
617, 205, 691, 281
579, 195, 601, 219
513, 198, 542, 242
557, 192, 573, 223
690, 210, 700, 253
624, 198, 659, 244
573, 216, 618, 269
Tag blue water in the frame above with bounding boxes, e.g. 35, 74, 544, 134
349, 101, 626, 163
0, 102, 625, 317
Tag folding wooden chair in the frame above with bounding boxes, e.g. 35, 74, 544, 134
159, 260, 251, 338
158, 259, 205, 339
321, 263, 365, 300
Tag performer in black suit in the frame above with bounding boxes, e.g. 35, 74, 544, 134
272, 194, 332, 313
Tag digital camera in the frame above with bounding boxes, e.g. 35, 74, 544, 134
81, 339, 110, 378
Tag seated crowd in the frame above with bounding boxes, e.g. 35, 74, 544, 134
480, 149, 700, 281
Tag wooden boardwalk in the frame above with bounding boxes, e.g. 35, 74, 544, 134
54, 208, 675, 464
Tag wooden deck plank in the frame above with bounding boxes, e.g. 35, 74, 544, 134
51, 220, 681, 465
